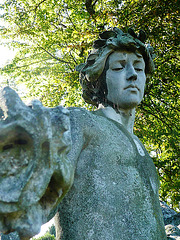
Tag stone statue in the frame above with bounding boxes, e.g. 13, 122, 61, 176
0, 28, 167, 240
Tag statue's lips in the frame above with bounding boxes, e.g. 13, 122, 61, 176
124, 85, 139, 91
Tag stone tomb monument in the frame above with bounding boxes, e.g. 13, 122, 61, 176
0, 28, 167, 239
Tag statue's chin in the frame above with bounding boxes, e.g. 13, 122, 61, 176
113, 101, 139, 111
107, 95, 142, 111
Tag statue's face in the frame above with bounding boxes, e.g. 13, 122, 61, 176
106, 51, 146, 110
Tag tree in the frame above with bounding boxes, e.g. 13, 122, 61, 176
0, 0, 179, 209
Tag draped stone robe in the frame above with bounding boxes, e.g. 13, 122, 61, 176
57, 107, 167, 240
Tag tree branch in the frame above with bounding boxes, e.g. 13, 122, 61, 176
39, 46, 71, 64
1, 58, 51, 71
85, 0, 96, 16
141, 102, 173, 132
147, 93, 175, 124
92, 0, 99, 7
32, 0, 47, 26
69, 50, 78, 65
51, 23, 67, 29
65, 8, 77, 31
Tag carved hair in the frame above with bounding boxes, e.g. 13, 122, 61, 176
76, 27, 154, 106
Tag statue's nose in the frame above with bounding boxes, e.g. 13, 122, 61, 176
126, 65, 137, 81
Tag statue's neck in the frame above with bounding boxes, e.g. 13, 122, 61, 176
99, 105, 135, 134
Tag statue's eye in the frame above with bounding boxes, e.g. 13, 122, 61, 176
135, 68, 143, 72
112, 67, 123, 71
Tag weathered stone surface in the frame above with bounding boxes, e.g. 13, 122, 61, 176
161, 201, 177, 221
0, 87, 73, 239
166, 225, 180, 239
1, 232, 20, 240
161, 201, 180, 226
57, 108, 167, 240
160, 201, 180, 239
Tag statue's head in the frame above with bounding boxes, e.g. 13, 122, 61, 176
77, 27, 154, 108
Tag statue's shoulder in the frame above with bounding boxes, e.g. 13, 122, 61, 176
68, 107, 90, 115
67, 107, 96, 122
67, 107, 106, 138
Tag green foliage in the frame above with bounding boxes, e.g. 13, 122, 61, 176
32, 232, 55, 240
0, 0, 179, 209
31, 225, 56, 240
49, 225, 56, 237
